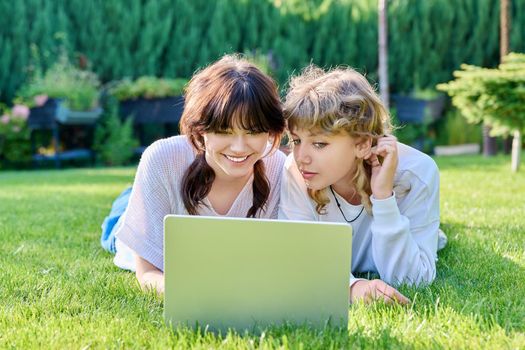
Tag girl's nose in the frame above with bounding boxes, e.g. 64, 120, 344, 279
294, 145, 311, 164
230, 135, 248, 153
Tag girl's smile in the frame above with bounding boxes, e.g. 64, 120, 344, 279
203, 129, 270, 181
224, 154, 251, 163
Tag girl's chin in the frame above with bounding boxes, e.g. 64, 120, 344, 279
222, 163, 256, 178
303, 181, 326, 191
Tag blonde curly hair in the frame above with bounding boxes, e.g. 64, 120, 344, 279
283, 65, 392, 214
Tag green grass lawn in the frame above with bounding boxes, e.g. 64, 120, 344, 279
1, 155, 524, 349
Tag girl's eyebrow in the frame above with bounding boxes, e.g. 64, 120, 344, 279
290, 130, 324, 137
308, 130, 331, 138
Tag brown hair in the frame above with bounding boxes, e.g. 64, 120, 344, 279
180, 54, 285, 216
284, 65, 392, 213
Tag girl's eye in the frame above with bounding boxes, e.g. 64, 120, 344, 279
290, 139, 301, 146
313, 142, 328, 149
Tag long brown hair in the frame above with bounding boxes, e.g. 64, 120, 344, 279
180, 55, 285, 216
284, 65, 392, 214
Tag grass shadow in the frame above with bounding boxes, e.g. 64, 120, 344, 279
403, 221, 525, 333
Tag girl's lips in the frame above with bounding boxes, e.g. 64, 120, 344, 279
300, 170, 317, 180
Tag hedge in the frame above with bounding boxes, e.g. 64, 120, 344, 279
1, 0, 524, 102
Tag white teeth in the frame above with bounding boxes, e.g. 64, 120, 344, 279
225, 155, 248, 163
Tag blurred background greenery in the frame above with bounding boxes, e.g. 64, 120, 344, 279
1, 0, 524, 167
2, 0, 524, 101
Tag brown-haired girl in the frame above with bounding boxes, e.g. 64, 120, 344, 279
279, 66, 446, 304
104, 55, 286, 294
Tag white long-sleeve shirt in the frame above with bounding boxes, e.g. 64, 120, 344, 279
278, 143, 440, 287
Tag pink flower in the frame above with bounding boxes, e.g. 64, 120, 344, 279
12, 104, 30, 120
1, 114, 9, 124
34, 94, 49, 107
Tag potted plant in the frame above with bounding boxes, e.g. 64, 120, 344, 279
0, 104, 32, 166
109, 76, 188, 147
110, 76, 187, 123
413, 88, 446, 122
391, 94, 427, 123
15, 55, 102, 167
391, 88, 446, 123
17, 54, 103, 125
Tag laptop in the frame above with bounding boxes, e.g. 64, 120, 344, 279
163, 215, 352, 333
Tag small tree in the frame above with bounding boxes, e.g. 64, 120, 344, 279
437, 52, 525, 172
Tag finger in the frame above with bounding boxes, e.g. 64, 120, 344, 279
363, 148, 373, 160
377, 284, 410, 305
376, 137, 398, 147
375, 286, 397, 304
372, 144, 395, 157
378, 134, 397, 142
393, 290, 410, 305
363, 283, 377, 304
366, 153, 381, 167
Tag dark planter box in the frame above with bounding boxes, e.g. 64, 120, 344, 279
28, 98, 60, 129
392, 94, 446, 124
56, 104, 103, 125
119, 96, 185, 149
392, 95, 427, 123
425, 94, 446, 121
28, 98, 97, 168
119, 96, 184, 124
29, 98, 102, 126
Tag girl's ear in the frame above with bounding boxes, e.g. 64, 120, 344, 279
196, 132, 207, 152
354, 137, 372, 159
262, 134, 281, 158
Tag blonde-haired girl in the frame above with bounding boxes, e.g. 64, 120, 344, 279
279, 66, 446, 304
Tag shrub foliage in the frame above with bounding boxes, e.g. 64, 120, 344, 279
1, 0, 525, 102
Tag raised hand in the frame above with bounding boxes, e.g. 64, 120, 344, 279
364, 134, 398, 199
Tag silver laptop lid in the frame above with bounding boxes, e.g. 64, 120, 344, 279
164, 215, 352, 332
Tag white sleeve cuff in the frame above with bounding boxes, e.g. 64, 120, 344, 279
350, 275, 367, 287
370, 192, 402, 228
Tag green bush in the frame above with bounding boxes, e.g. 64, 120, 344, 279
2, 0, 525, 102
244, 50, 275, 77
390, 108, 430, 151
435, 110, 482, 146
0, 104, 32, 164
17, 54, 100, 111
109, 76, 188, 101
93, 99, 138, 166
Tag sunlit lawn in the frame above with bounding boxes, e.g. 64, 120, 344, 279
1, 155, 524, 349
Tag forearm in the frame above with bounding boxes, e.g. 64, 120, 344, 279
370, 195, 437, 286
372, 229, 436, 286
138, 270, 164, 293
135, 255, 165, 295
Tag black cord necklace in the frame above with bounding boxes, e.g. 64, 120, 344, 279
329, 186, 364, 223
